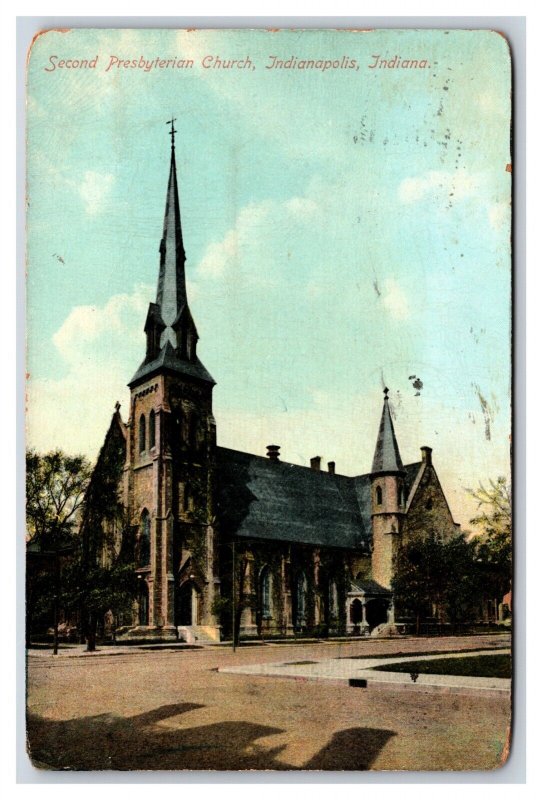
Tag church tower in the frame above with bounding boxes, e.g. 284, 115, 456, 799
125, 120, 218, 641
370, 388, 406, 589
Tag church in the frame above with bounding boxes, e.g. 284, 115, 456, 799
84, 125, 461, 643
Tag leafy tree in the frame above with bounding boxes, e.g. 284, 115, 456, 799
26, 450, 92, 648
61, 555, 138, 651
440, 535, 482, 626
393, 534, 483, 632
469, 476, 512, 614
26, 449, 92, 548
392, 538, 446, 633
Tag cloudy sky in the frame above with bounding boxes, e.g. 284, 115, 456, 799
26, 28, 511, 528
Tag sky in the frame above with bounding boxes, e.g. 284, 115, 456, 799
26, 28, 512, 529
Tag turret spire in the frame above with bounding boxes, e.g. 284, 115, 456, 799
371, 388, 404, 474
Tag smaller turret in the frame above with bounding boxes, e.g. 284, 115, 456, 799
370, 388, 406, 588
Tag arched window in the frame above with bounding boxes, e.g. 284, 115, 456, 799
139, 510, 151, 566
295, 572, 307, 627
397, 484, 403, 506
149, 409, 156, 449
375, 485, 383, 505
328, 580, 338, 619
260, 567, 272, 618
139, 414, 146, 453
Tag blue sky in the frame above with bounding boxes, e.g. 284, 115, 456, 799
26, 28, 511, 528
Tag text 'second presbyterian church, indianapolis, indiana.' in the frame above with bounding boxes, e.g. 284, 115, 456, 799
83, 126, 461, 644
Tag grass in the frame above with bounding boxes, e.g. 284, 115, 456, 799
371, 653, 511, 679
338, 648, 505, 661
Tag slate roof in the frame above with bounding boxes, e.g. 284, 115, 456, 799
129, 340, 215, 387
216, 447, 371, 551
349, 578, 392, 596
371, 393, 404, 473
216, 448, 423, 551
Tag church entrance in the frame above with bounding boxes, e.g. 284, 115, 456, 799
176, 581, 200, 626
350, 598, 363, 625
365, 597, 388, 629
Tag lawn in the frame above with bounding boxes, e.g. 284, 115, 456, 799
371, 653, 511, 679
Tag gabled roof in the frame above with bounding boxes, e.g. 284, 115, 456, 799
216, 448, 425, 550
215, 447, 371, 551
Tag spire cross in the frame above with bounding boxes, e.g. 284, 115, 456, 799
166, 117, 177, 148
383, 386, 389, 399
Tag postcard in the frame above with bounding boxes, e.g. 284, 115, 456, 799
25, 27, 512, 771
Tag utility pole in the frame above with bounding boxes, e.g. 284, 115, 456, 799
53, 548, 59, 656
232, 539, 236, 652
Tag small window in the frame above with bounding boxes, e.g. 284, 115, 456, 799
426, 498, 433, 511
295, 572, 307, 627
139, 510, 151, 566
375, 485, 383, 506
149, 409, 156, 449
261, 567, 272, 618
139, 414, 146, 453
189, 414, 198, 449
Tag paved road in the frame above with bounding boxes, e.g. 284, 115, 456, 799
26, 634, 511, 772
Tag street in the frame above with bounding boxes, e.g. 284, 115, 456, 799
26, 634, 511, 771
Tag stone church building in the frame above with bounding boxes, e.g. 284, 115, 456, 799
85, 129, 461, 643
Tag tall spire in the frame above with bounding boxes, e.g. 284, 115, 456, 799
156, 117, 187, 347
371, 388, 404, 473
129, 122, 215, 388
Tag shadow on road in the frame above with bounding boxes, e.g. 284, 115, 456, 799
26, 702, 396, 771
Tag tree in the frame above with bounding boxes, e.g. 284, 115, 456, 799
26, 449, 92, 548
393, 534, 482, 632
469, 476, 512, 614
26, 450, 92, 650
392, 538, 447, 633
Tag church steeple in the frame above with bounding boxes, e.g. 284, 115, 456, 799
156, 118, 187, 345
371, 388, 404, 474
129, 121, 214, 388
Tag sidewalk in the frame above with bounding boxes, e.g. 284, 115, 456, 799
219, 648, 512, 697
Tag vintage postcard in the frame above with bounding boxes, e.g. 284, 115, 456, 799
25, 27, 512, 771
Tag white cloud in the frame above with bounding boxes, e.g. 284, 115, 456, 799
381, 278, 410, 320
78, 171, 115, 215
197, 195, 320, 280
27, 285, 152, 460
30, 155, 116, 217
398, 170, 480, 205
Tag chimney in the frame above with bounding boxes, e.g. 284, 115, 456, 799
327, 461, 335, 475
266, 444, 280, 462
420, 446, 433, 465
310, 456, 321, 472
